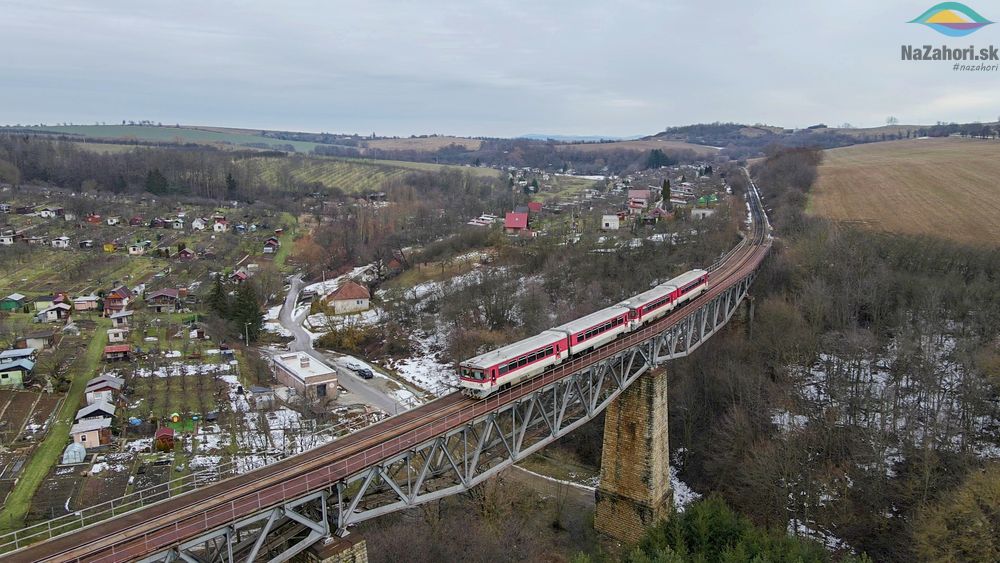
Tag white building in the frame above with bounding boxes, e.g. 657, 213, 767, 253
601, 215, 620, 231
272, 353, 338, 399
51, 236, 71, 249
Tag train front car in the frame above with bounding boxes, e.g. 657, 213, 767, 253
551, 305, 632, 356
665, 269, 709, 307
458, 331, 569, 398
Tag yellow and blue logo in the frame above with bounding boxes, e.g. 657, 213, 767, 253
910, 2, 993, 36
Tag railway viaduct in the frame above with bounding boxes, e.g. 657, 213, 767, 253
0, 175, 771, 562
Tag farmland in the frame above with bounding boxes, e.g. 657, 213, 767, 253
556, 138, 720, 156
365, 136, 482, 152
810, 138, 1000, 246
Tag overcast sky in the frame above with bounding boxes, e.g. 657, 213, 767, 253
2, 0, 999, 137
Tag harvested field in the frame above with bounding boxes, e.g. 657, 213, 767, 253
811, 138, 1000, 246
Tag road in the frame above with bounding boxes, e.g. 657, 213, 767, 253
277, 274, 404, 414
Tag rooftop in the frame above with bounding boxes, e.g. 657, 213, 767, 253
70, 418, 112, 434
273, 353, 336, 383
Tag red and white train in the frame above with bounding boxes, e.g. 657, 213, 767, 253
459, 269, 709, 398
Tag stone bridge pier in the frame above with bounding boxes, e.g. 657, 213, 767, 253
594, 367, 671, 544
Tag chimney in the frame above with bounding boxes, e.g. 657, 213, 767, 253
300, 355, 310, 369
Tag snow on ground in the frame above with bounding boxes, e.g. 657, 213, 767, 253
263, 322, 292, 337
788, 519, 850, 552
670, 466, 701, 512
387, 329, 455, 396
125, 438, 152, 452
265, 305, 282, 321
333, 356, 388, 379
303, 265, 374, 298
135, 361, 235, 378
306, 309, 382, 331
90, 453, 132, 475
771, 410, 808, 432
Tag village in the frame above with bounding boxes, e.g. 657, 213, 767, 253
0, 160, 735, 531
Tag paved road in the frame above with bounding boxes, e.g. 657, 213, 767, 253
277, 275, 404, 414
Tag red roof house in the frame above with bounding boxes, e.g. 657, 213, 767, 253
154, 427, 175, 451
504, 212, 529, 233
527, 201, 543, 213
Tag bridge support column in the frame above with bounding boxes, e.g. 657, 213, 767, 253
594, 368, 671, 544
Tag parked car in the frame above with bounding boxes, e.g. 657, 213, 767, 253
357, 368, 374, 380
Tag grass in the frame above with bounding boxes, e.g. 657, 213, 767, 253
811, 138, 1000, 246
15, 125, 324, 153
0, 321, 109, 532
272, 212, 297, 270
365, 136, 482, 152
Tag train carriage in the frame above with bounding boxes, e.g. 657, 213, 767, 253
459, 331, 569, 398
619, 284, 678, 328
551, 305, 632, 356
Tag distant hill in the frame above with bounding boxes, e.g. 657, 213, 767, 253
518, 134, 641, 142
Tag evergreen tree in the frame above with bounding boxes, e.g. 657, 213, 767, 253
206, 274, 230, 318
661, 178, 670, 203
111, 175, 127, 194
145, 168, 168, 195
225, 172, 238, 199
231, 281, 264, 343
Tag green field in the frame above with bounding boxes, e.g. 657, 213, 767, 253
16, 125, 325, 153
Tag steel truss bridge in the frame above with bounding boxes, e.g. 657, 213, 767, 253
4, 177, 771, 563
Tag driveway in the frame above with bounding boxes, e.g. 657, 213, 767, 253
276, 274, 404, 414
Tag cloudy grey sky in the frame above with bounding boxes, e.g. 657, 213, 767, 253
2, 0, 999, 137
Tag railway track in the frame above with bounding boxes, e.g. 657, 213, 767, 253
4, 174, 771, 562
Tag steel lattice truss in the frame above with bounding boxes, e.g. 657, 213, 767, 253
140, 270, 754, 563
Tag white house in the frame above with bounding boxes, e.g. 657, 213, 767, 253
128, 244, 145, 256
35, 303, 72, 323
171, 218, 184, 230
0, 235, 15, 246
51, 236, 71, 249
106, 216, 121, 226
107, 327, 127, 343
691, 208, 716, 220
601, 215, 620, 231
272, 353, 338, 399
324, 281, 371, 315
213, 220, 229, 233
191, 217, 207, 231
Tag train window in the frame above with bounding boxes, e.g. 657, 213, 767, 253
499, 364, 509, 375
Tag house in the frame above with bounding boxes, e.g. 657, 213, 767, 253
325, 281, 370, 315
70, 418, 112, 448
127, 243, 146, 256
128, 216, 144, 226
79, 239, 94, 249
0, 348, 36, 364
691, 208, 716, 220
0, 203, 9, 213
504, 211, 529, 234
85, 375, 124, 405
25, 235, 49, 246
51, 236, 71, 249
107, 327, 127, 343
171, 218, 184, 230
103, 286, 132, 316
263, 237, 280, 254
103, 344, 131, 362
85, 214, 102, 224
106, 216, 121, 226
0, 359, 33, 388
601, 215, 620, 231
75, 401, 116, 422
154, 427, 175, 451
230, 269, 249, 284
146, 288, 180, 313
272, 353, 338, 399
109, 309, 133, 328
38, 206, 64, 218
148, 218, 167, 229
0, 293, 25, 312
34, 295, 56, 311
16, 331, 54, 350
36, 303, 72, 323
527, 201, 543, 214
176, 248, 196, 261
63, 212, 76, 221
72, 294, 100, 311
213, 220, 229, 233
103, 242, 118, 253
191, 217, 207, 231
0, 235, 14, 246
